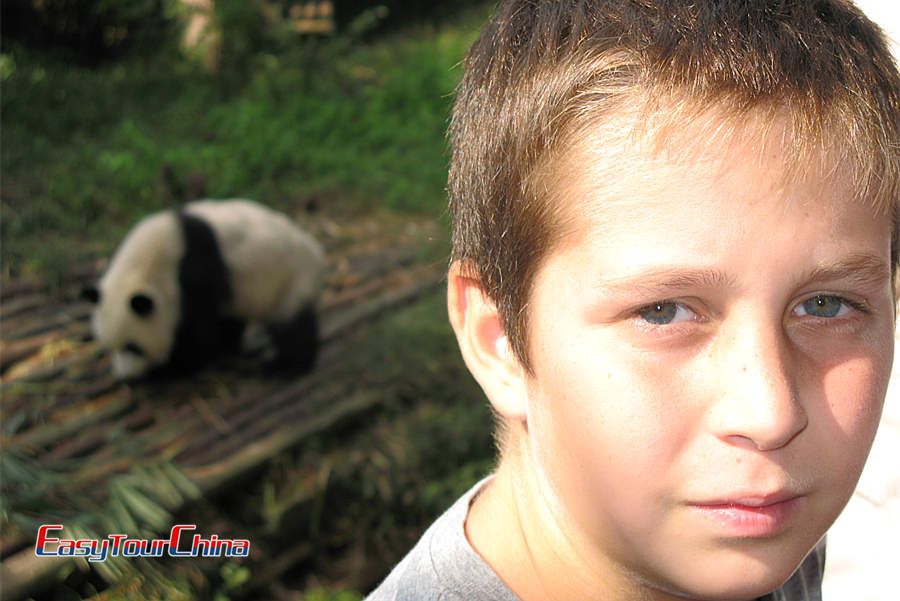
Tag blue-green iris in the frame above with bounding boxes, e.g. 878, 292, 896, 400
640, 302, 678, 324
803, 295, 843, 318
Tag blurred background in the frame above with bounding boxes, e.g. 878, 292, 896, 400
1, 2, 497, 600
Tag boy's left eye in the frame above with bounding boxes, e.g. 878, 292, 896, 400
792, 295, 853, 318
637, 301, 695, 325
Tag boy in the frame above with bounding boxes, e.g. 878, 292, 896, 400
367, 1, 899, 600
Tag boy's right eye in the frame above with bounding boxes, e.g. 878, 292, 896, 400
637, 301, 695, 325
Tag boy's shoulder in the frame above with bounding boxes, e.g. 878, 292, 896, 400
364, 477, 518, 601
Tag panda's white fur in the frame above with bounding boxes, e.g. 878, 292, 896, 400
89, 199, 327, 379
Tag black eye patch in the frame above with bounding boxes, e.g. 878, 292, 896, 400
130, 293, 154, 316
123, 343, 145, 357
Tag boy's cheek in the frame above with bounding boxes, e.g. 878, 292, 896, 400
526, 339, 698, 475
815, 354, 889, 437
789, 320, 891, 430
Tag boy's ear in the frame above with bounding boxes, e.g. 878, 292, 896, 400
447, 262, 528, 422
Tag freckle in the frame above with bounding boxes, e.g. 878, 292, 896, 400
735, 457, 743, 465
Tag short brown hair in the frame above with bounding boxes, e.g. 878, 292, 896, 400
448, 0, 900, 372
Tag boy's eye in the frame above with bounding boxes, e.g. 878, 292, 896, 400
637, 301, 695, 325
793, 295, 853, 318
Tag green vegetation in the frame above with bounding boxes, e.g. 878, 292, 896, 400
1, 5, 489, 278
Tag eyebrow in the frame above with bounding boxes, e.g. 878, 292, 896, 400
593, 253, 890, 297
801, 253, 891, 290
594, 267, 735, 297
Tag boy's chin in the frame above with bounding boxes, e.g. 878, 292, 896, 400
657, 575, 791, 601
651, 546, 814, 601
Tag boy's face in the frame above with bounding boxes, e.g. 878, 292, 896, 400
521, 121, 894, 598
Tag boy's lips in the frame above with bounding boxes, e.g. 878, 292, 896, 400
694, 489, 802, 507
686, 493, 807, 537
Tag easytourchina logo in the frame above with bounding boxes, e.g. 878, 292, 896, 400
34, 524, 250, 562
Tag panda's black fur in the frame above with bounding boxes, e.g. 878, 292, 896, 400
267, 304, 318, 370
166, 210, 236, 373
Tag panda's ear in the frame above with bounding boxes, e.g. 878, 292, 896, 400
82, 286, 100, 304
130, 293, 155, 317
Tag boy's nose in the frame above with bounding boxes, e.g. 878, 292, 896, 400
706, 323, 808, 452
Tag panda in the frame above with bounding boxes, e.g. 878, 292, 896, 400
83, 199, 327, 380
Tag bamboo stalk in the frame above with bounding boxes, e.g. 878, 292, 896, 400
0, 278, 46, 301
321, 268, 445, 340
322, 262, 439, 314
0, 550, 72, 601
0, 534, 30, 560
67, 396, 202, 469
0, 367, 113, 418
185, 388, 383, 494
7, 390, 132, 451
174, 358, 343, 465
0, 262, 100, 300
38, 398, 155, 464
0, 293, 49, 320
0, 322, 92, 372
2, 305, 91, 342
1, 345, 106, 389
179, 374, 352, 468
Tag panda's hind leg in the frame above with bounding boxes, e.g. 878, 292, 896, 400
267, 305, 319, 374
218, 316, 246, 355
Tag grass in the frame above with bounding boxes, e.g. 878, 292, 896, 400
1, 5, 490, 279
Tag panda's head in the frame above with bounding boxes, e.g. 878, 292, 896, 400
84, 282, 179, 380
85, 211, 185, 380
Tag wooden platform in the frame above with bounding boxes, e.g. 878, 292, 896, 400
0, 213, 447, 600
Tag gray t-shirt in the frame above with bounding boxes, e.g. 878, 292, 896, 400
365, 478, 824, 601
